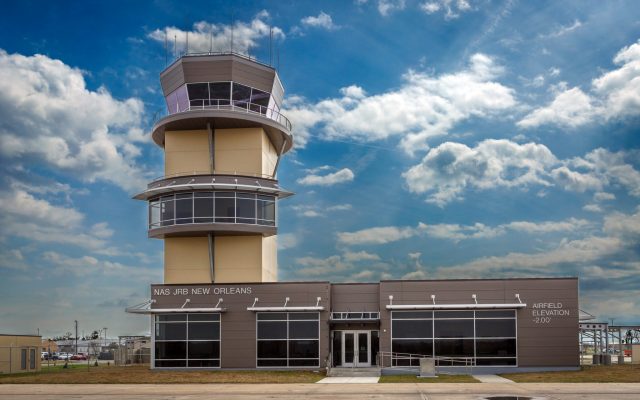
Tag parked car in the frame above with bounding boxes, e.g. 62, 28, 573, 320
58, 353, 71, 360
70, 354, 87, 361
41, 351, 49, 360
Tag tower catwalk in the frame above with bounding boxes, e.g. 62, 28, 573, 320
134, 53, 293, 284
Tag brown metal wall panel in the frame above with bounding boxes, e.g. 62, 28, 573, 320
160, 55, 277, 97
160, 62, 186, 96
331, 283, 379, 312
151, 282, 330, 368
378, 278, 579, 368
231, 61, 274, 92
270, 74, 284, 107
150, 278, 578, 369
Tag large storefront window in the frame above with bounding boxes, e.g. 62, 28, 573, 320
149, 192, 276, 229
391, 310, 517, 366
154, 313, 221, 368
256, 312, 320, 368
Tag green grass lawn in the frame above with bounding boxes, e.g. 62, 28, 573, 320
0, 364, 326, 384
379, 374, 479, 383
500, 364, 640, 383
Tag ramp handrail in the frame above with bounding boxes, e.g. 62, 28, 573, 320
377, 351, 475, 373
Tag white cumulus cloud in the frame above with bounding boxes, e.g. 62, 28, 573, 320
285, 53, 516, 152
403, 139, 640, 206
518, 39, 640, 129
0, 50, 148, 192
420, 0, 474, 20
301, 12, 338, 30
148, 11, 284, 56
297, 168, 355, 186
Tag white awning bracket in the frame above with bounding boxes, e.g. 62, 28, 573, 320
215, 298, 223, 308
315, 297, 321, 307
181, 298, 191, 309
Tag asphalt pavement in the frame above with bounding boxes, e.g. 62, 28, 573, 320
1, 383, 640, 399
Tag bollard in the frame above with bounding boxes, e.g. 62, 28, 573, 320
419, 358, 436, 378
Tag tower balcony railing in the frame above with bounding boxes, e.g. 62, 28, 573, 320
161, 98, 292, 132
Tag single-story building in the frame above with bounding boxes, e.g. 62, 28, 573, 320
0, 334, 41, 374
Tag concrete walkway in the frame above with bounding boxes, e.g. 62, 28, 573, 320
473, 374, 515, 383
1, 383, 639, 399
317, 377, 380, 383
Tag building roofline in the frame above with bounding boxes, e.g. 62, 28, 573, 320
150, 277, 578, 287
151, 281, 332, 286
380, 276, 579, 283
0, 334, 42, 337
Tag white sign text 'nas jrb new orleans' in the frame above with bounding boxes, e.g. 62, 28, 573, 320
153, 287, 252, 296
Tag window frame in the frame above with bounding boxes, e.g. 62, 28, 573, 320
390, 309, 518, 367
255, 312, 320, 368
150, 191, 277, 230
153, 313, 221, 369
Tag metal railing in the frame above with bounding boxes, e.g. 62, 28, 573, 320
377, 351, 476, 373
149, 170, 277, 185
165, 98, 292, 131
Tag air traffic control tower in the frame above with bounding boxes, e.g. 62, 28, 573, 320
134, 53, 293, 284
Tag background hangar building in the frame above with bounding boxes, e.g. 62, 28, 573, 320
127, 52, 579, 372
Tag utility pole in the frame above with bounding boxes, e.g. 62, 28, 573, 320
103, 327, 108, 343
74, 320, 78, 355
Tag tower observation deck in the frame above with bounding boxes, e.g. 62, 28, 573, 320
134, 53, 294, 284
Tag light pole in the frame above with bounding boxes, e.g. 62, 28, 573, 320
74, 320, 78, 355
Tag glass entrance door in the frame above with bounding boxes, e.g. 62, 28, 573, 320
341, 331, 370, 367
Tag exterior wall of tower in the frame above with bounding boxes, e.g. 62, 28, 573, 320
215, 128, 277, 176
164, 237, 211, 284
261, 131, 278, 177
261, 235, 278, 282
165, 130, 211, 176
214, 236, 264, 282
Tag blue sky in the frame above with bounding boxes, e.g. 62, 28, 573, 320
0, 0, 639, 337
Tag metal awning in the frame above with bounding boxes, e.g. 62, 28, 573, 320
125, 299, 226, 314
386, 303, 526, 310
247, 306, 324, 312
127, 307, 227, 314
385, 293, 526, 310
246, 296, 324, 312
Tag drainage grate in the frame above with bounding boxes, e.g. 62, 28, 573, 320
483, 397, 537, 400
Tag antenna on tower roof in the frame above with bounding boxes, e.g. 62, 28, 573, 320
269, 27, 273, 66
230, 9, 235, 53
174, 35, 177, 59
186, 31, 189, 55
164, 30, 168, 67
209, 26, 213, 54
